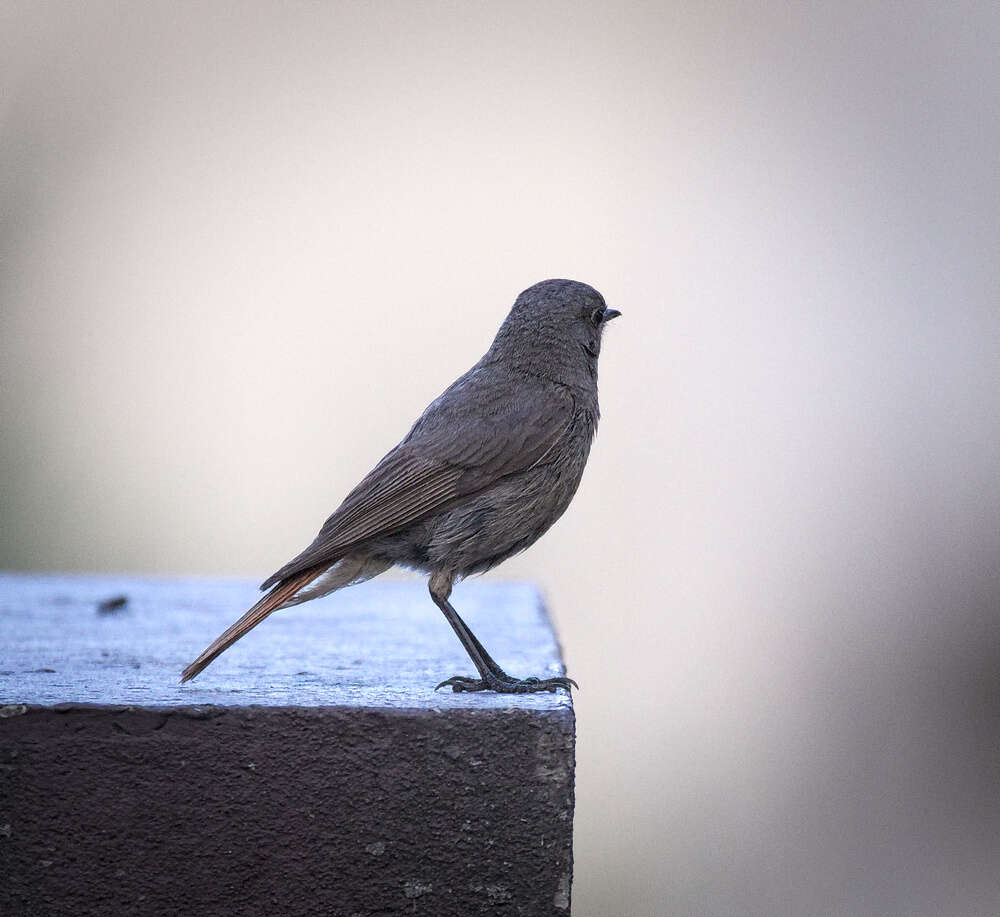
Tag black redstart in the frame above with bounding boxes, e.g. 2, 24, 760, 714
181, 279, 620, 693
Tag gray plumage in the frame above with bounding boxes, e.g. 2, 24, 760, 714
182, 278, 620, 692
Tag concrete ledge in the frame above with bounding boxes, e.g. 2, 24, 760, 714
0, 573, 575, 916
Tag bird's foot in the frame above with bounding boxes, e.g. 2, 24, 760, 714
435, 673, 577, 694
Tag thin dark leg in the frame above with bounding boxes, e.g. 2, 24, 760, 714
432, 588, 516, 681
428, 571, 576, 694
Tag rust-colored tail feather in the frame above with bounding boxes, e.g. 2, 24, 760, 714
180, 568, 321, 683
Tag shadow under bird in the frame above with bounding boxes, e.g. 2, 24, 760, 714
181, 279, 620, 693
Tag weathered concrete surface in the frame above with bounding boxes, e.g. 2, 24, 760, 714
0, 573, 575, 916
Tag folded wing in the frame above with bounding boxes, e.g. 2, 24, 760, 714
260, 367, 575, 589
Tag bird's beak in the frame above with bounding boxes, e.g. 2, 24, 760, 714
603, 309, 622, 322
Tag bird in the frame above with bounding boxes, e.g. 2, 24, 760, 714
181, 279, 620, 693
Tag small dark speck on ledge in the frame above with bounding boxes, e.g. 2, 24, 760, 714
97, 594, 129, 615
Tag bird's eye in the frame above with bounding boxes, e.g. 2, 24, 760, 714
589, 308, 605, 326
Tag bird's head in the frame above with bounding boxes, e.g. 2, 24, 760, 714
488, 279, 621, 385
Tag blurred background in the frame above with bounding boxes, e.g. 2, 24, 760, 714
2, 2, 998, 914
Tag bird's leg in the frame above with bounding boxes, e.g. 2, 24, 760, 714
428, 571, 576, 694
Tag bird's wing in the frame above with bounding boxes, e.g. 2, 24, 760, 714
259, 367, 575, 589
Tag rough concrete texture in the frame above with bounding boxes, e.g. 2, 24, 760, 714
0, 573, 575, 916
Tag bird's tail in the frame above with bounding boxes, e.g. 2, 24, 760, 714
180, 567, 321, 683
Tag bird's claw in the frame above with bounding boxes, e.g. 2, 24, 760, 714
435, 673, 577, 694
